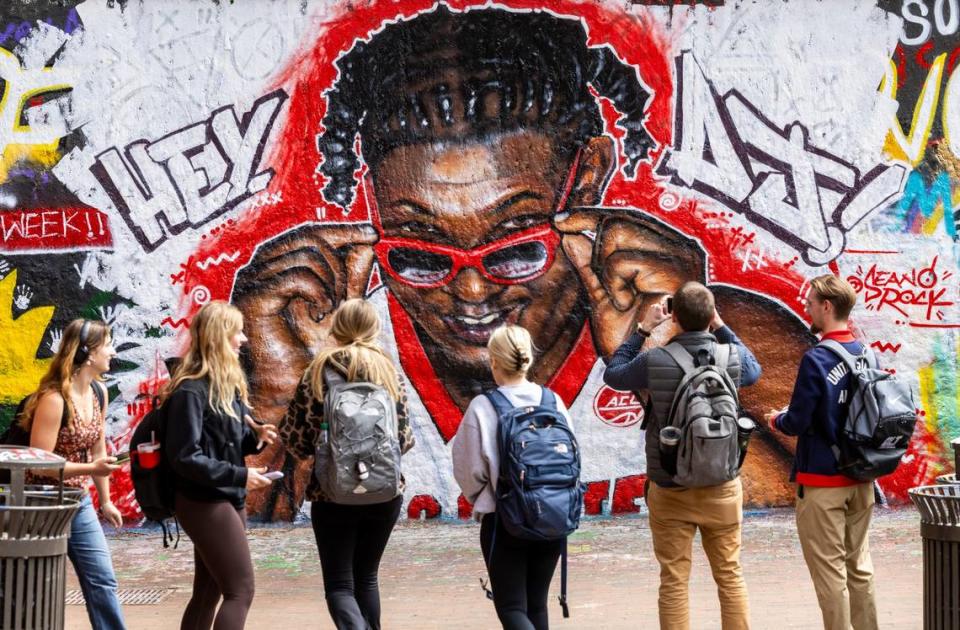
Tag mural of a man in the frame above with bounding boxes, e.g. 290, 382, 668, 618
232, 5, 814, 520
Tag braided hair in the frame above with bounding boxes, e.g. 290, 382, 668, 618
318, 4, 654, 209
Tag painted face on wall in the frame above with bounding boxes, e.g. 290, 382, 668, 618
231, 4, 820, 519
368, 131, 585, 376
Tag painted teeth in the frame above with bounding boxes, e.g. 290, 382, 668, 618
458, 312, 500, 326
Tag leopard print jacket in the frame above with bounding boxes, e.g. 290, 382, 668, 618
279, 367, 415, 503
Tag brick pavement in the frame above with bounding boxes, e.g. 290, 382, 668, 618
66, 507, 924, 629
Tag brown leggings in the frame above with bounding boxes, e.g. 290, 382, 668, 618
175, 493, 255, 630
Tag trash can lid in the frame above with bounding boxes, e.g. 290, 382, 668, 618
0, 446, 65, 470
909, 484, 960, 526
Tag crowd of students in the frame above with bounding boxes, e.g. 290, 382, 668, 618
8, 274, 893, 630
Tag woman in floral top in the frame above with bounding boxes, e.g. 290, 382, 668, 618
280, 298, 414, 630
24, 318, 126, 629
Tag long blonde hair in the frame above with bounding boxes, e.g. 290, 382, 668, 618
305, 299, 400, 401
162, 301, 249, 420
488, 325, 534, 378
20, 318, 111, 430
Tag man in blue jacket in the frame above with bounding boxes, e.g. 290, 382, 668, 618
604, 281, 760, 630
766, 275, 878, 630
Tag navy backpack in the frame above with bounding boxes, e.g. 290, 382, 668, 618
484, 386, 584, 616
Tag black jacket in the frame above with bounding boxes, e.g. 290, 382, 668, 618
165, 379, 262, 509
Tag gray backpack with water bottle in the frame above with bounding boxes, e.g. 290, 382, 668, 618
314, 367, 402, 504
661, 343, 742, 487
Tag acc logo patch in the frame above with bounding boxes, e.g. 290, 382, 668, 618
593, 386, 644, 427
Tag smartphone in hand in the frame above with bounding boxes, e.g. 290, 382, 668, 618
263, 471, 284, 481
666, 297, 674, 314
113, 451, 131, 464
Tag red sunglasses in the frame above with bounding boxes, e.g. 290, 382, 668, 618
364, 152, 580, 289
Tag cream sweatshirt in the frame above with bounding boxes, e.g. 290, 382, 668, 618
450, 381, 573, 517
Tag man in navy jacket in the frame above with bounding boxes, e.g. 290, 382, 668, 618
766, 275, 878, 630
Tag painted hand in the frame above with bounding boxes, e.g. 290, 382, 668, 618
554, 207, 703, 358
232, 223, 376, 519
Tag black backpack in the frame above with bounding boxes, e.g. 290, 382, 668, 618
0, 384, 104, 483
129, 398, 179, 547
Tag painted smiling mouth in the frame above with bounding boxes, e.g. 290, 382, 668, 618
442, 305, 522, 345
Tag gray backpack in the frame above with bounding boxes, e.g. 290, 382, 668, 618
314, 367, 402, 504
662, 343, 741, 487
818, 340, 917, 481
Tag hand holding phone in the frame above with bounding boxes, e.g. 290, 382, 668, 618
665, 296, 673, 314
113, 451, 131, 464
263, 470, 284, 481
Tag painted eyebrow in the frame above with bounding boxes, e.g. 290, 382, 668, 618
489, 191, 543, 215
390, 190, 544, 219
392, 199, 434, 216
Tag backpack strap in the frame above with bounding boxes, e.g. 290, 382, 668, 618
483, 389, 515, 419
538, 387, 558, 411
559, 537, 570, 618
662, 343, 696, 375
91, 382, 105, 410
817, 339, 862, 374
713, 344, 730, 373
323, 366, 346, 388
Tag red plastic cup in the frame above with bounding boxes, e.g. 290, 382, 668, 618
137, 442, 161, 469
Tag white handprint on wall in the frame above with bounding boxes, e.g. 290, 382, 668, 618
48, 329, 63, 354
14, 285, 33, 310
98, 304, 122, 325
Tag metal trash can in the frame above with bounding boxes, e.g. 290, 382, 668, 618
936, 438, 960, 485
910, 483, 960, 629
0, 446, 81, 630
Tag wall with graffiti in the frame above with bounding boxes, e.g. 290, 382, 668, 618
0, 0, 956, 521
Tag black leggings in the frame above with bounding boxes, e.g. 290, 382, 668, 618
480, 513, 564, 630
311, 496, 403, 630
175, 493, 255, 630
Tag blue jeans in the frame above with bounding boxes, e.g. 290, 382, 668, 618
68, 495, 126, 630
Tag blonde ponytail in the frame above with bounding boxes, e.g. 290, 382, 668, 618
305, 299, 400, 401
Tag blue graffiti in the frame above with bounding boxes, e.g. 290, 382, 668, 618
896, 170, 957, 239
0, 8, 82, 50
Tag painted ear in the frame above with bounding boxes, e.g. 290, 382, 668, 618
569, 135, 616, 207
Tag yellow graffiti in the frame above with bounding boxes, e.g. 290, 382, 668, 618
0, 270, 53, 405
880, 54, 946, 167
918, 363, 938, 433
0, 48, 72, 183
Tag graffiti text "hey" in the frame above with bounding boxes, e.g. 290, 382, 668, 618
658, 52, 907, 266
90, 90, 288, 252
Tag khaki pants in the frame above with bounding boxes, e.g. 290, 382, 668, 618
647, 478, 750, 630
795, 483, 878, 630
